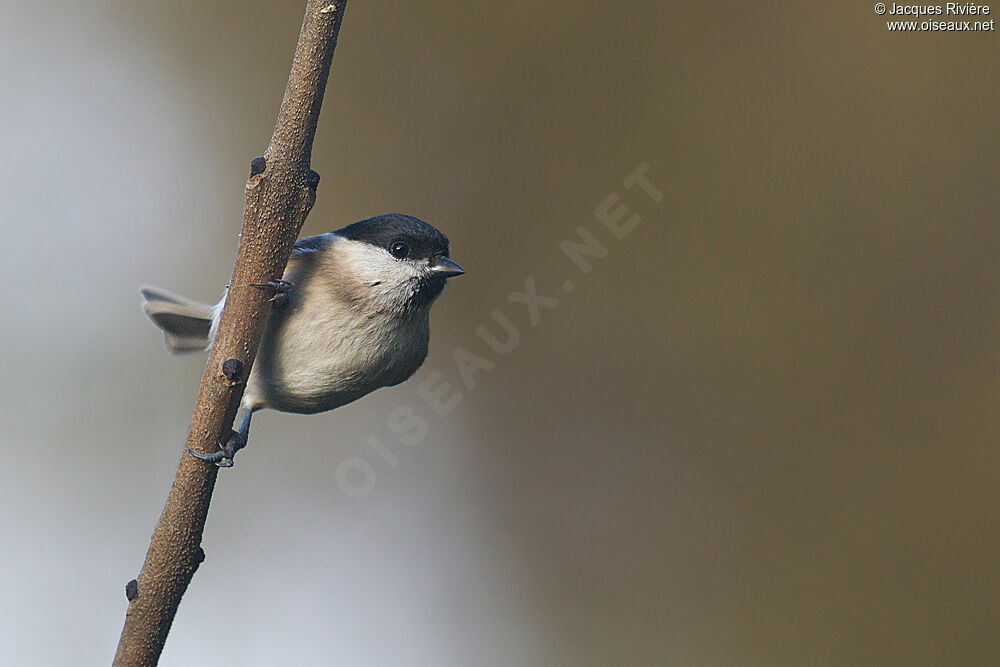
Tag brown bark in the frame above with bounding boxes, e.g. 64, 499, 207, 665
113, 2, 347, 664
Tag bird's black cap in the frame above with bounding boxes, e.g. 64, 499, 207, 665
335, 213, 450, 260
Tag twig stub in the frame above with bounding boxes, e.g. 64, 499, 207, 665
249, 156, 267, 177
125, 579, 139, 602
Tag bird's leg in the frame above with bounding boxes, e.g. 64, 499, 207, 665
251, 279, 295, 307
189, 407, 253, 468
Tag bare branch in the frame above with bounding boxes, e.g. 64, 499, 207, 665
113, 3, 347, 664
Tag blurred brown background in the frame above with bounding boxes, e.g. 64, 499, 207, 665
1, 2, 997, 665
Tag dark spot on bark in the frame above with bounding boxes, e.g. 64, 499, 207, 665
222, 358, 244, 384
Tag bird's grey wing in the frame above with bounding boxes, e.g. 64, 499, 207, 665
277, 232, 332, 297
292, 232, 333, 256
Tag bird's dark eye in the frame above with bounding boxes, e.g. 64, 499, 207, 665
389, 241, 410, 259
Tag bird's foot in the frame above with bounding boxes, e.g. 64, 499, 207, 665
251, 280, 295, 307
189, 429, 248, 468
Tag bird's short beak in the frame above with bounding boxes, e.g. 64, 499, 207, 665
429, 257, 465, 278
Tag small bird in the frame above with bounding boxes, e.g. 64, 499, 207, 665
141, 213, 464, 467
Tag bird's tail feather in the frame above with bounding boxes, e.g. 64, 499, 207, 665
140, 286, 215, 354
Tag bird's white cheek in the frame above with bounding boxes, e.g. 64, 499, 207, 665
338, 239, 413, 283
333, 238, 428, 310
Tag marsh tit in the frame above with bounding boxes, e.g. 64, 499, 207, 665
141, 213, 464, 467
